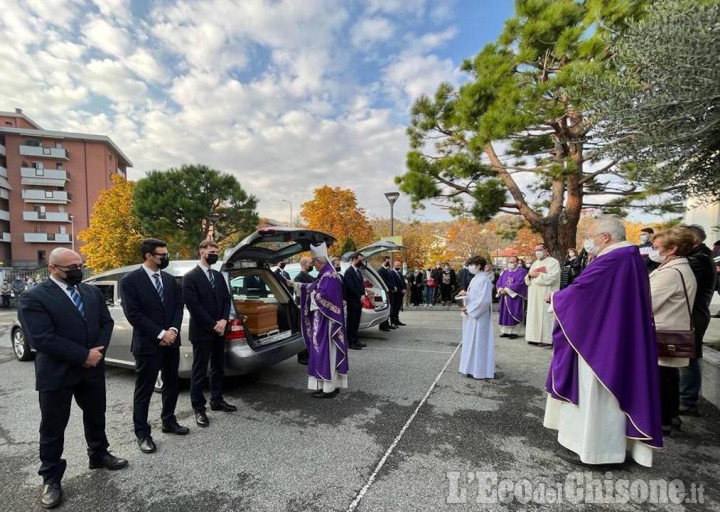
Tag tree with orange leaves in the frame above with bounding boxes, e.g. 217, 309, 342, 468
78, 175, 145, 272
301, 186, 375, 252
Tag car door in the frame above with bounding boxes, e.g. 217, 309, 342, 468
84, 275, 134, 367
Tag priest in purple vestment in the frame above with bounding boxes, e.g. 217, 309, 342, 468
544, 216, 662, 467
496, 256, 528, 339
293, 242, 348, 399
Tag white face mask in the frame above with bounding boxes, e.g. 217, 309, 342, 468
583, 238, 598, 256
640, 234, 650, 244
534, 250, 545, 260
649, 249, 664, 263
507, 263, 517, 270
468, 265, 478, 275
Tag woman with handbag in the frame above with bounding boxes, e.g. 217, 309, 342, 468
649, 227, 697, 436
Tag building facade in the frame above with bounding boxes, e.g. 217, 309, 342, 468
0, 108, 132, 268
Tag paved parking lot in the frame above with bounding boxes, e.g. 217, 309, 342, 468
1, 308, 719, 511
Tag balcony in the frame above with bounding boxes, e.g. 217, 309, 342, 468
0, 233, 10, 243
0, 210, 9, 222
19, 145, 69, 160
21, 167, 69, 187
23, 211, 70, 222
0, 143, 5, 157
0, 166, 6, 178
24, 233, 72, 244
22, 189, 71, 204
0, 189, 8, 200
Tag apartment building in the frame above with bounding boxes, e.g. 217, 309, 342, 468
0, 108, 132, 269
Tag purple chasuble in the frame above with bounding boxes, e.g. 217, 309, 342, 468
496, 268, 528, 326
298, 262, 348, 382
546, 245, 662, 448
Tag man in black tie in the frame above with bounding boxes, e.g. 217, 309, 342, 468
120, 238, 187, 454
273, 260, 292, 294
392, 261, 407, 326
377, 256, 396, 331
18, 248, 127, 509
343, 252, 367, 350
183, 240, 235, 428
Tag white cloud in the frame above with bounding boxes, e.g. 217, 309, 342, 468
90, 0, 133, 25
83, 17, 133, 58
367, 0, 426, 17
384, 55, 460, 105
351, 17, 395, 48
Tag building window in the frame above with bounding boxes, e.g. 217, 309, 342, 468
56, 163, 63, 170
37, 251, 46, 266
59, 226, 67, 235
22, 137, 41, 147
33, 162, 43, 170
55, 142, 63, 149
58, 205, 65, 213
35, 223, 46, 233
44, 191, 53, 199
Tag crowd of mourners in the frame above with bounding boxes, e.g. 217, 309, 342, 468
454, 215, 720, 469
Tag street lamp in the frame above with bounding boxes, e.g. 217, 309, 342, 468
208, 212, 221, 240
281, 199, 293, 227
384, 192, 400, 237
70, 214, 75, 252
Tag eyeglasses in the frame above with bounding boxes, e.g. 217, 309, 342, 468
151, 252, 169, 258
55, 264, 85, 271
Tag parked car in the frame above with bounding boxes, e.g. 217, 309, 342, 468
279, 240, 402, 330
11, 228, 337, 387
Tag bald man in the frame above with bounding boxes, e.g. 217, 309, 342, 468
18, 248, 127, 509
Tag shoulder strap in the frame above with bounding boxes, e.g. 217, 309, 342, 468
670, 267, 693, 330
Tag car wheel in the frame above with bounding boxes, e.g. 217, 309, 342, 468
154, 371, 164, 393
12, 327, 34, 361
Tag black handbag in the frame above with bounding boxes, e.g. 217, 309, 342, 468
655, 267, 696, 359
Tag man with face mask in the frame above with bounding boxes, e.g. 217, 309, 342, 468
638, 227, 659, 272
18, 248, 126, 509
458, 256, 494, 379
120, 238, 187, 454
292, 257, 315, 364
544, 216, 662, 468
183, 240, 235, 428
524, 244, 560, 347
496, 256, 528, 339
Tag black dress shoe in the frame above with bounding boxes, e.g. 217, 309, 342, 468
507, 334, 519, 340
40, 482, 62, 509
357, 341, 367, 347
554, 446, 582, 464
348, 343, 362, 350
311, 389, 340, 399
396, 321, 407, 326
379, 326, 391, 332
89, 453, 129, 470
499, 333, 510, 338
388, 324, 398, 329
679, 404, 700, 417
161, 422, 190, 435
195, 411, 209, 427
138, 437, 156, 454
297, 357, 309, 365
210, 400, 238, 412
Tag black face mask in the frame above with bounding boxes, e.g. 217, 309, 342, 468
334, 266, 341, 272
279, 262, 286, 269
156, 255, 170, 269
63, 268, 83, 287
206, 253, 219, 265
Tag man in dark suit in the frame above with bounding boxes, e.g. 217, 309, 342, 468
377, 256, 396, 332
120, 238, 187, 454
183, 240, 235, 428
343, 252, 366, 350
293, 256, 315, 364
18, 248, 127, 509
391, 261, 408, 326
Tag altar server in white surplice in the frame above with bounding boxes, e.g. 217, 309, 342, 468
524, 243, 560, 347
458, 255, 494, 380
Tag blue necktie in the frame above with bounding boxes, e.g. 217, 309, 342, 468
153, 273, 164, 302
208, 268, 216, 288
67, 286, 85, 318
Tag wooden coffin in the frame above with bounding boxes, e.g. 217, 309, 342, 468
235, 300, 278, 336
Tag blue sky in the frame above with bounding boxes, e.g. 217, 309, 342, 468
0, 0, 515, 223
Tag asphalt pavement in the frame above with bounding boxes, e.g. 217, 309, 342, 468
1, 306, 719, 511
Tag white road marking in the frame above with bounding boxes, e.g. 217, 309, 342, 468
345, 339, 463, 512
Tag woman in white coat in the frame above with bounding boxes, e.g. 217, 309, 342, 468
649, 227, 697, 436
459, 255, 494, 379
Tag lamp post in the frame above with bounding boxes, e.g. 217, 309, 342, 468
384, 192, 400, 237
208, 213, 221, 240
70, 214, 75, 252
281, 199, 293, 227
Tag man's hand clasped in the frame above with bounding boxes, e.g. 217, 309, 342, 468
83, 346, 105, 368
159, 329, 177, 347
